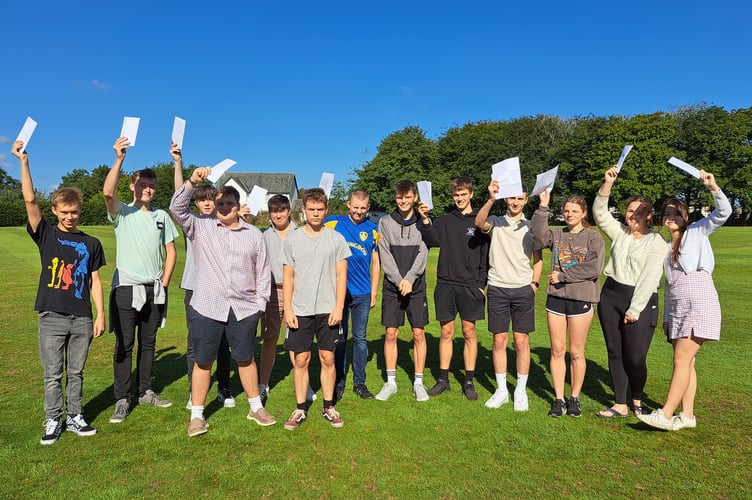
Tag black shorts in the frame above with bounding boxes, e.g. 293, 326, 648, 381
487, 284, 535, 334
434, 283, 485, 322
191, 308, 259, 365
381, 292, 429, 329
283, 314, 344, 353
545, 295, 594, 318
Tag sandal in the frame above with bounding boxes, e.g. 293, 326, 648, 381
596, 407, 628, 418
632, 403, 650, 416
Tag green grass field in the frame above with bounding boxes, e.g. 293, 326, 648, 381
0, 225, 750, 498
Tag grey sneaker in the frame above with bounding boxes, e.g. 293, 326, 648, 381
217, 388, 236, 408
548, 399, 567, 418
335, 381, 346, 403
66, 414, 97, 437
413, 384, 429, 402
566, 396, 582, 417
138, 390, 172, 408
247, 407, 277, 426
462, 382, 478, 401
427, 379, 450, 397
187, 417, 208, 437
109, 399, 130, 423
375, 382, 398, 401
40, 418, 63, 445
673, 412, 697, 430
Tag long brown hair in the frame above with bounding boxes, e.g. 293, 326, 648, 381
661, 198, 689, 264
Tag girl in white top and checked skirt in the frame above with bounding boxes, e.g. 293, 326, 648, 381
639, 170, 732, 431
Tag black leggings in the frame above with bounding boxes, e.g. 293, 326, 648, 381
597, 278, 659, 405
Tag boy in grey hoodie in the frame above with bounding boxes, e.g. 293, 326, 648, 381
375, 180, 430, 402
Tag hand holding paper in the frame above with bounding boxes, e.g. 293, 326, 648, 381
120, 117, 140, 147
172, 117, 186, 149
616, 145, 633, 172
491, 157, 523, 199
417, 181, 433, 210
531, 165, 559, 197
14, 117, 37, 153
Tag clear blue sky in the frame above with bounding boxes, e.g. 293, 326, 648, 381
2, 0, 750, 193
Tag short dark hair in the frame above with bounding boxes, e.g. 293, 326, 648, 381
131, 168, 157, 184
217, 186, 240, 203
302, 188, 328, 208
268, 194, 291, 212
394, 180, 416, 196
193, 185, 217, 202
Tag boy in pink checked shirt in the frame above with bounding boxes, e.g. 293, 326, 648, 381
170, 166, 274, 437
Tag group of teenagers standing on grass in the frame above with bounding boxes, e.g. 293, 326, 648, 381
13, 135, 731, 444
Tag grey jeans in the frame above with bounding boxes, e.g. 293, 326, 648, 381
38, 311, 93, 420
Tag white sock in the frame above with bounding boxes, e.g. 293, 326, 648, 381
248, 396, 263, 412
387, 370, 397, 384
495, 373, 508, 392
414, 373, 424, 386
191, 405, 205, 421
516, 373, 528, 392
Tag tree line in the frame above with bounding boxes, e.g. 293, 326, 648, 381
0, 104, 750, 227
354, 104, 751, 224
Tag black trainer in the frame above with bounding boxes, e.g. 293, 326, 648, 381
462, 382, 478, 401
40, 418, 63, 445
427, 379, 451, 397
353, 384, 374, 400
566, 396, 582, 417
548, 399, 567, 418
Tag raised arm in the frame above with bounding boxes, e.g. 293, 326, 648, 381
12, 141, 42, 231
530, 189, 553, 248
103, 137, 130, 218
417, 201, 440, 247
475, 180, 498, 232
695, 170, 732, 233
171, 142, 184, 192
593, 166, 626, 239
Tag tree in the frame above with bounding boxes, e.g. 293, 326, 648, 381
353, 126, 438, 211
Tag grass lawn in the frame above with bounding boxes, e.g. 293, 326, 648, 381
0, 225, 750, 498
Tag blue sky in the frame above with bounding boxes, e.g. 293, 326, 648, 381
1, 0, 750, 193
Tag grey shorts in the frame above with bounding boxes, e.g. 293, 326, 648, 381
434, 283, 485, 322
487, 285, 535, 334
283, 314, 344, 353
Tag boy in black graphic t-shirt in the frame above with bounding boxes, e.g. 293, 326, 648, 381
12, 141, 106, 445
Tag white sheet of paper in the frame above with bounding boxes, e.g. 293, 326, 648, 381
531, 165, 559, 197
491, 157, 523, 199
246, 185, 268, 216
319, 172, 335, 198
15, 117, 37, 152
668, 157, 701, 179
208, 159, 237, 183
172, 116, 186, 149
120, 116, 140, 147
416, 181, 433, 209
616, 145, 634, 172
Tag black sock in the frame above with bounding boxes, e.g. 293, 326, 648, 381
440, 369, 449, 382
323, 399, 334, 408
465, 371, 475, 384
296, 402, 307, 411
